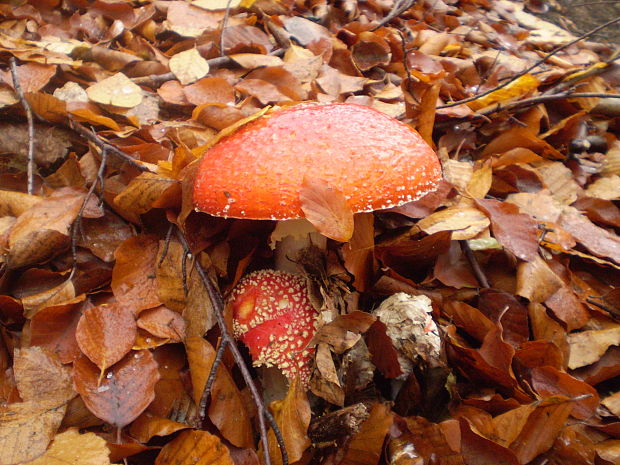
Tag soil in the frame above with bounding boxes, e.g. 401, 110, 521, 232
533, 0, 620, 44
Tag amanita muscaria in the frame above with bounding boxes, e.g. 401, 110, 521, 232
228, 269, 317, 385
193, 103, 442, 385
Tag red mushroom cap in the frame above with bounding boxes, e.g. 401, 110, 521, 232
228, 270, 318, 386
194, 103, 441, 220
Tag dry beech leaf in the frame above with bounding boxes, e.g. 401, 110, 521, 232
169, 48, 210, 86
515, 256, 563, 302
467, 161, 493, 199
29, 299, 83, 363
137, 306, 185, 342
22, 428, 111, 465
112, 235, 161, 312
300, 177, 354, 242
129, 412, 189, 443
342, 213, 375, 292
13, 347, 74, 405
154, 430, 234, 465
113, 173, 180, 224
529, 366, 599, 420
86, 72, 142, 108
266, 377, 311, 465
567, 326, 620, 369
185, 337, 253, 448
184, 263, 217, 337
73, 351, 160, 428
558, 207, 620, 264
0, 401, 67, 465
76, 303, 137, 371
467, 74, 539, 111
156, 239, 186, 311
0, 190, 41, 216
475, 198, 539, 262
342, 403, 394, 465
416, 205, 490, 240
7, 229, 71, 269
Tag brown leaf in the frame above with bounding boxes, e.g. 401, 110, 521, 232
73, 351, 160, 428
558, 207, 620, 264
341, 403, 394, 465
508, 398, 574, 463
417, 205, 490, 240
567, 326, 620, 370
156, 239, 187, 311
184, 77, 235, 106
129, 412, 189, 443
266, 377, 311, 465
77, 212, 134, 263
459, 417, 520, 465
154, 430, 234, 465
113, 173, 180, 224
516, 255, 563, 302
112, 234, 161, 312
76, 303, 137, 371
530, 366, 599, 420
22, 428, 111, 465
185, 337, 253, 448
300, 177, 354, 242
342, 213, 375, 292
0, 401, 67, 465
13, 347, 74, 406
137, 306, 185, 342
366, 320, 403, 379
29, 299, 83, 363
476, 198, 539, 262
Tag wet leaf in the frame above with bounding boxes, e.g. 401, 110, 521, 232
22, 428, 111, 465
154, 430, 234, 465
300, 177, 354, 242
341, 403, 393, 465
13, 347, 74, 405
76, 303, 137, 371
73, 351, 160, 428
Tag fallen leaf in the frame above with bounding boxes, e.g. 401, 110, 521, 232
13, 347, 74, 405
567, 326, 620, 369
76, 303, 137, 371
342, 213, 375, 291
169, 49, 210, 86
22, 428, 111, 465
154, 430, 234, 465
341, 403, 394, 465
73, 351, 160, 428
416, 205, 490, 240
86, 72, 142, 108
137, 306, 185, 342
300, 177, 354, 242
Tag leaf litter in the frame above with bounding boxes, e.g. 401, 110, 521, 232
0, 0, 620, 464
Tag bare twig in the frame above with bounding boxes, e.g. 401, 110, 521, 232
220, 0, 234, 58
438, 17, 620, 109
199, 338, 229, 418
396, 29, 420, 104
371, 0, 416, 31
477, 92, 620, 115
460, 240, 490, 288
9, 57, 36, 194
174, 228, 289, 465
70, 122, 153, 173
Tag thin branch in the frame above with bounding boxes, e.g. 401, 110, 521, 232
220, 0, 234, 58
460, 240, 490, 288
70, 122, 153, 173
9, 57, 36, 195
69, 146, 109, 282
371, 0, 416, 31
175, 228, 289, 465
199, 338, 228, 419
438, 17, 620, 109
477, 92, 620, 115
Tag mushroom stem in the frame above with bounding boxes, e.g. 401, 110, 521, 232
271, 219, 327, 273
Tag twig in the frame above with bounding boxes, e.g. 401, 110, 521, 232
460, 240, 490, 288
199, 338, 229, 419
371, 0, 416, 31
9, 57, 35, 195
220, 0, 234, 58
132, 50, 286, 87
477, 92, 620, 115
69, 146, 109, 282
70, 122, 153, 173
438, 17, 620, 109
174, 228, 289, 465
396, 29, 419, 104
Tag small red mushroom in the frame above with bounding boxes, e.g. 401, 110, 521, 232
228, 269, 318, 386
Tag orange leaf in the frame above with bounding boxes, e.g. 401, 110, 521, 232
73, 351, 160, 428
154, 430, 233, 465
76, 303, 137, 371
342, 403, 393, 465
300, 177, 354, 242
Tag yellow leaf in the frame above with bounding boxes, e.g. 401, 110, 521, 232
467, 74, 539, 111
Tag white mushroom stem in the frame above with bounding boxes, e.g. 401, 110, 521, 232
270, 218, 327, 274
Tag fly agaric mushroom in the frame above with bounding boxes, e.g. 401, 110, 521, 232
193, 102, 442, 271
229, 269, 317, 386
